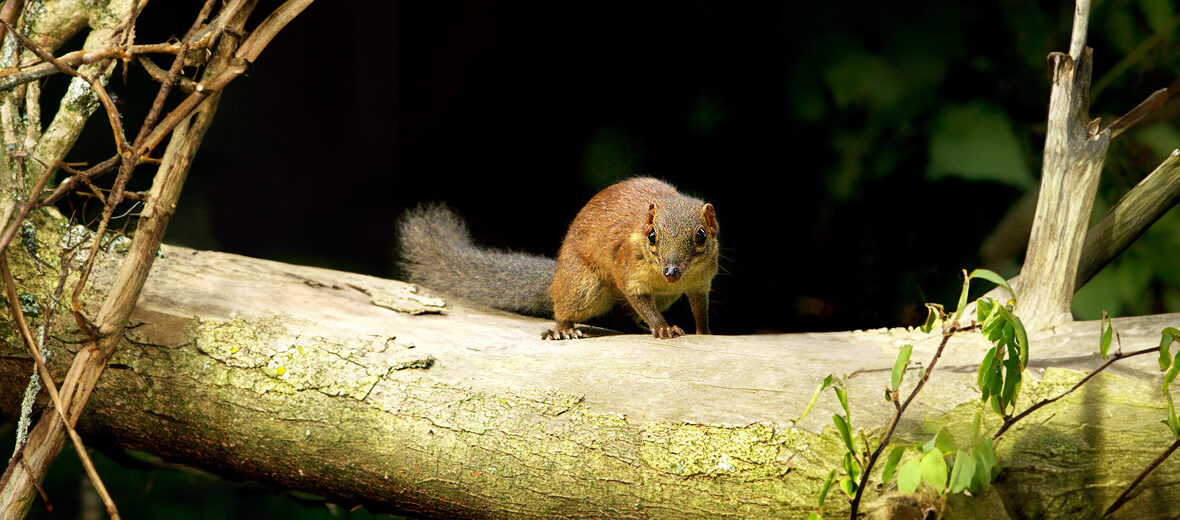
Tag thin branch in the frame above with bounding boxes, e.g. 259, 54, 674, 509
236, 0, 313, 63
128, 0, 216, 148
0, 160, 57, 255
0, 257, 121, 519
136, 56, 198, 94
1068, 0, 1091, 59
0, 19, 128, 155
1104, 88, 1169, 140
14, 457, 48, 512
1103, 438, 1180, 517
140, 0, 313, 154
993, 346, 1159, 439
38, 156, 121, 207
0, 43, 186, 92
1077, 150, 1180, 286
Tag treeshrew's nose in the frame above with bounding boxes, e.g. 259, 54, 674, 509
663, 265, 682, 282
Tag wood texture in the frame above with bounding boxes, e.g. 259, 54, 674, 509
1, 241, 1178, 518
1018, 47, 1111, 330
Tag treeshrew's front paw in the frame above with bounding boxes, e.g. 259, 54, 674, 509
651, 324, 684, 339
541, 327, 583, 340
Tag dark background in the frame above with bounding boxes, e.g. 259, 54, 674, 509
54, 0, 1180, 335
9, 0, 1180, 518
150, 0, 1180, 334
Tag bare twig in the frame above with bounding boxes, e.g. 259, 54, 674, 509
1104, 88, 1169, 140
14, 457, 48, 512
39, 156, 121, 207
0, 43, 187, 92
0, 0, 311, 515
0, 257, 121, 519
1103, 438, 1180, 517
141, 0, 313, 154
0, 19, 128, 155
0, 160, 58, 254
136, 56, 199, 93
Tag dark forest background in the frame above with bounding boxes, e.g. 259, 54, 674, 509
6, 0, 1180, 517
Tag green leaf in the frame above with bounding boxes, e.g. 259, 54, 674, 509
834, 386, 850, 423
968, 269, 1016, 304
808, 513, 822, 520
818, 469, 836, 507
952, 269, 970, 324
795, 375, 835, 423
989, 393, 1004, 416
1001, 357, 1022, 412
1014, 314, 1029, 369
843, 451, 860, 484
921, 303, 943, 334
971, 446, 993, 494
1164, 401, 1180, 437
980, 305, 1004, 338
833, 414, 854, 454
882, 446, 907, 484
976, 297, 995, 325
1100, 311, 1113, 359
976, 438, 996, 470
993, 304, 1029, 369
839, 477, 857, 498
923, 428, 957, 454
984, 364, 1003, 407
971, 437, 997, 494
1164, 351, 1180, 395
1162, 328, 1179, 371
926, 102, 1033, 189
949, 450, 977, 493
972, 410, 983, 444
892, 344, 913, 391
898, 457, 922, 493
920, 448, 949, 491
978, 347, 998, 397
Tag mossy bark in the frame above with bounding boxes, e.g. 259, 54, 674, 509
0, 228, 1177, 518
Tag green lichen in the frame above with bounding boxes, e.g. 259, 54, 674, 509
18, 291, 41, 317
193, 315, 433, 400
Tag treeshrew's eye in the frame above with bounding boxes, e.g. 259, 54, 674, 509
647, 229, 657, 245
694, 227, 707, 246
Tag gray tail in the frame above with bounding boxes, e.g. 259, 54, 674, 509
396, 204, 555, 317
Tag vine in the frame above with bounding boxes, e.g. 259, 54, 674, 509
804, 270, 1180, 519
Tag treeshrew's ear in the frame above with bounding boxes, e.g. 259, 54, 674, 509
647, 203, 657, 227
701, 203, 718, 232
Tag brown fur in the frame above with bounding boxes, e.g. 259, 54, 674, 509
396, 178, 718, 340
545, 177, 719, 339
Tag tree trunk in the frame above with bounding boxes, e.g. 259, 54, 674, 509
1, 238, 1178, 519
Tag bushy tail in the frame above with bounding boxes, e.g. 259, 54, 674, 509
397, 204, 555, 317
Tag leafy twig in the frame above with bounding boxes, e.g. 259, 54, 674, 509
993, 346, 1159, 439
848, 323, 973, 517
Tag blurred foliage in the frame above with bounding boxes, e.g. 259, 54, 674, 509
770, 0, 1180, 321
926, 102, 1033, 189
